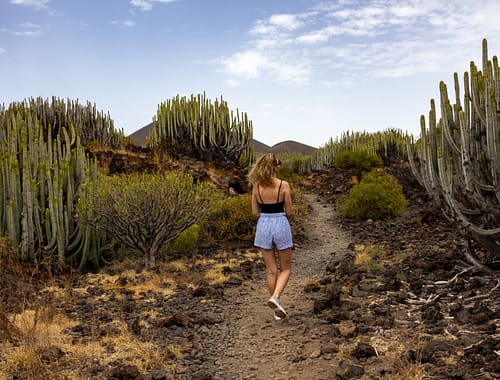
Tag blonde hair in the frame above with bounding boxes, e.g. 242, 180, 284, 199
248, 153, 279, 187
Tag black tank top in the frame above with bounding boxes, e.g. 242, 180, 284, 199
258, 180, 285, 213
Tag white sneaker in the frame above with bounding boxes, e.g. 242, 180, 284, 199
268, 297, 287, 319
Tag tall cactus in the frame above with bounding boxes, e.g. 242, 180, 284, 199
0, 99, 103, 269
150, 93, 253, 169
409, 38, 500, 268
309, 129, 412, 172
6, 96, 125, 148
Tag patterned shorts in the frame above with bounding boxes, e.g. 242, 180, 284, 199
254, 212, 293, 250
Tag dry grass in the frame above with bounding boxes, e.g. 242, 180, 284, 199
353, 243, 388, 272
0, 248, 259, 379
0, 293, 177, 379
83, 266, 176, 299
202, 251, 254, 285
1, 308, 77, 379
368, 334, 426, 380
390, 358, 426, 380
336, 341, 358, 359
204, 264, 233, 285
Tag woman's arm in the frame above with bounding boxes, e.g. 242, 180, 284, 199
282, 181, 293, 217
251, 185, 260, 218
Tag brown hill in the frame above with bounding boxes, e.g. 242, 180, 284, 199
252, 140, 272, 153
127, 124, 316, 156
261, 140, 316, 155
128, 122, 154, 147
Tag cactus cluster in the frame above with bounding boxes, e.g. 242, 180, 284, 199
0, 99, 105, 268
8, 96, 125, 148
149, 93, 253, 168
409, 39, 500, 264
310, 129, 412, 171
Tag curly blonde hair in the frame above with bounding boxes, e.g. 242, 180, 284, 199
248, 153, 279, 187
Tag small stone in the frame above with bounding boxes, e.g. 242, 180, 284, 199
310, 350, 322, 359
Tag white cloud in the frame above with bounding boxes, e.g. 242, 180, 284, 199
268, 14, 302, 31
220, 48, 310, 84
218, 0, 500, 87
251, 14, 303, 36
130, 0, 177, 12
222, 50, 267, 79
111, 20, 135, 29
0, 48, 5, 55
2, 22, 43, 37
12, 29, 42, 37
20, 21, 42, 28
9, 0, 49, 9
225, 79, 240, 88
269, 61, 310, 84
130, 0, 152, 11
296, 31, 329, 44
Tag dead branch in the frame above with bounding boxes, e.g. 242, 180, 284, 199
464, 279, 500, 302
0, 310, 21, 344
464, 240, 494, 274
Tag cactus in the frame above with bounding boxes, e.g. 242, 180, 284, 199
0, 98, 105, 268
309, 129, 412, 172
409, 38, 500, 268
5, 96, 125, 148
150, 93, 253, 169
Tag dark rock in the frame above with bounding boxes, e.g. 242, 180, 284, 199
224, 276, 242, 286
107, 364, 140, 379
353, 342, 377, 359
336, 360, 365, 379
313, 284, 341, 314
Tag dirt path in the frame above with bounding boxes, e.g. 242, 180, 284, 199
206, 192, 353, 380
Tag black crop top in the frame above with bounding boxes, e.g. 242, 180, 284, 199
257, 180, 285, 213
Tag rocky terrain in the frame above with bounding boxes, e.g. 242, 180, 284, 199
1, 162, 499, 380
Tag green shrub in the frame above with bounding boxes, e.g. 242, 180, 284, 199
201, 194, 255, 244
333, 150, 383, 169
77, 172, 218, 268
277, 164, 301, 183
277, 152, 313, 176
337, 170, 408, 220
162, 224, 200, 259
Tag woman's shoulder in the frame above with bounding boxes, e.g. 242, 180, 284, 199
278, 178, 290, 188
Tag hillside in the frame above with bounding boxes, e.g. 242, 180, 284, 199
128, 122, 154, 147
252, 140, 317, 155
128, 124, 316, 155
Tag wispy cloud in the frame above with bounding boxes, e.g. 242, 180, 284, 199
130, 0, 177, 12
0, 48, 5, 55
219, 0, 500, 86
221, 50, 267, 79
9, 0, 49, 10
1, 22, 44, 37
251, 14, 303, 35
225, 79, 239, 88
111, 20, 135, 29
219, 48, 310, 84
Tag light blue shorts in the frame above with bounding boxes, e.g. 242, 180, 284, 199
254, 212, 293, 250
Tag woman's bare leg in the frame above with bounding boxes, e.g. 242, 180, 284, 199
261, 249, 278, 295
272, 248, 292, 299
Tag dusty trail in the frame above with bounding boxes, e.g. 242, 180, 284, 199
207, 192, 352, 380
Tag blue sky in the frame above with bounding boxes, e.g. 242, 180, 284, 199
2, 0, 500, 148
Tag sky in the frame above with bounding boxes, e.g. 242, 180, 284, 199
2, 1, 500, 148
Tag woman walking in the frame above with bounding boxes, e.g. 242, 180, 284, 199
248, 154, 293, 320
